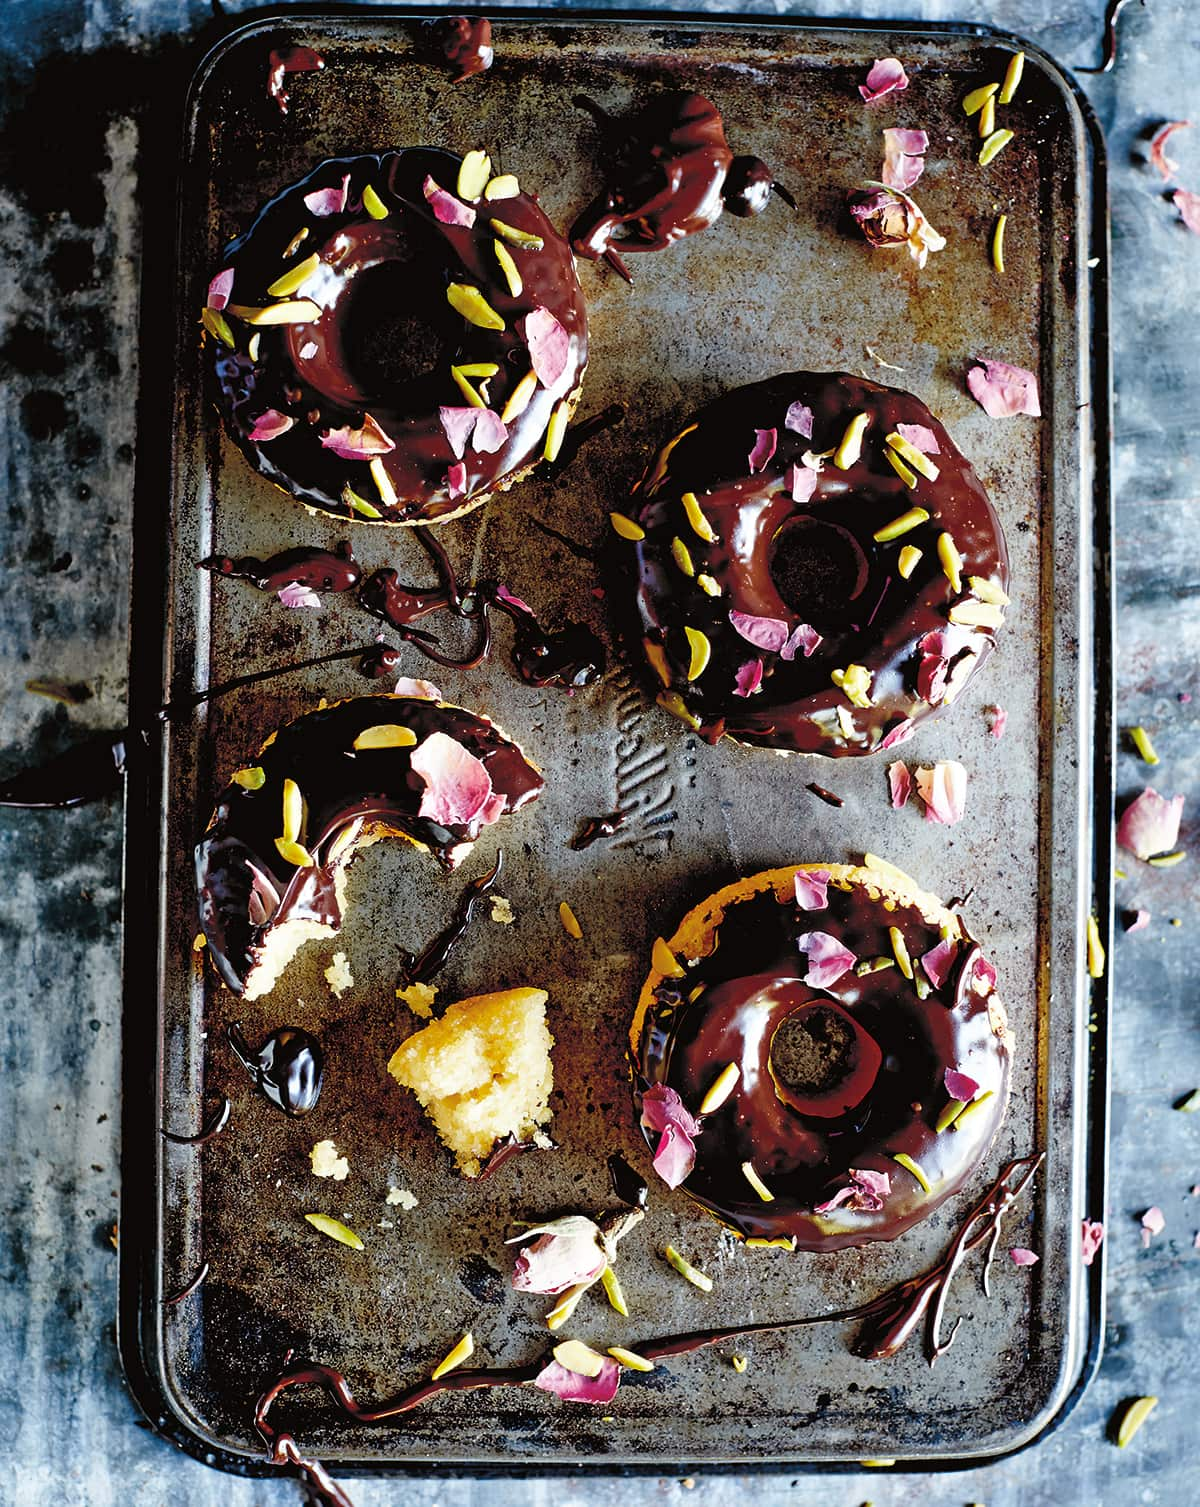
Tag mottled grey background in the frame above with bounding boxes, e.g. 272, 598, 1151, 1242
1, 0, 1197, 1504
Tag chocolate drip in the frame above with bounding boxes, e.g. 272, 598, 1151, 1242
228, 1024, 325, 1116
476, 1132, 545, 1181
542, 403, 625, 481
161, 1096, 231, 1145
395, 851, 503, 989
0, 731, 127, 808
163, 1260, 210, 1307
200, 542, 361, 595
427, 15, 494, 81
607, 1151, 649, 1208
267, 45, 324, 115
569, 811, 626, 850
806, 783, 844, 809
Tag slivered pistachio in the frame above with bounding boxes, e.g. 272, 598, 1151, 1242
688, 985, 705, 1003
697, 572, 721, 597
600, 1263, 629, 1316
552, 1340, 605, 1378
450, 366, 486, 408
745, 1235, 797, 1250
1129, 726, 1159, 765
936, 1097, 970, 1133
545, 1282, 588, 1330
559, 900, 583, 940
282, 778, 304, 843
484, 174, 520, 201
1115, 1396, 1158, 1448
247, 332, 261, 361
833, 412, 869, 470
327, 818, 364, 866
457, 149, 492, 200
227, 300, 321, 325
431, 1332, 475, 1380
353, 724, 417, 750
456, 362, 500, 378
446, 282, 505, 330
948, 600, 1005, 628
967, 575, 1010, 605
937, 532, 963, 593
283, 226, 310, 258
343, 484, 382, 519
979, 129, 1015, 166
493, 238, 523, 296
370, 457, 398, 508
643, 638, 672, 687
681, 490, 717, 543
874, 506, 930, 542
657, 690, 701, 731
671, 536, 696, 578
684, 626, 711, 682
274, 837, 314, 868
304, 1213, 364, 1250
231, 766, 265, 790
836, 705, 856, 740
1086, 914, 1106, 977
544, 400, 570, 463
856, 956, 895, 976
663, 1245, 713, 1292
1148, 851, 1186, 867
978, 93, 996, 139
741, 1161, 775, 1203
888, 925, 914, 979
501, 369, 538, 423
913, 972, 930, 1000
992, 213, 1008, 274
731, 1355, 748, 1373
699, 1062, 740, 1115
652, 936, 686, 979
998, 50, 1025, 104
200, 307, 235, 347
267, 252, 320, 297
831, 663, 873, 708
490, 217, 544, 250
897, 545, 923, 579
963, 81, 999, 115
608, 1346, 654, 1372
362, 183, 388, 220
884, 447, 918, 488
885, 432, 940, 481
951, 1089, 994, 1129
610, 511, 645, 541
891, 1152, 931, 1193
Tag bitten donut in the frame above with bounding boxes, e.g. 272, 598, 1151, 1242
619, 373, 1009, 754
203, 147, 588, 525
629, 861, 1011, 1251
196, 692, 543, 1000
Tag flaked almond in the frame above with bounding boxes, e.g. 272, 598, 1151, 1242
232, 766, 265, 790
992, 213, 1007, 274
643, 638, 672, 688
501, 369, 538, 423
897, 545, 923, 579
343, 484, 382, 519
362, 183, 388, 220
610, 511, 645, 541
948, 600, 1005, 628
966, 575, 1010, 605
484, 174, 520, 200
963, 82, 999, 115
282, 777, 304, 843
608, 1346, 654, 1372
552, 1339, 606, 1377
559, 900, 583, 939
697, 572, 721, 597
274, 837, 314, 868
652, 936, 686, 979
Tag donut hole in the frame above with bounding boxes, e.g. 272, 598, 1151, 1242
338, 258, 455, 396
769, 1000, 882, 1119
769, 516, 870, 627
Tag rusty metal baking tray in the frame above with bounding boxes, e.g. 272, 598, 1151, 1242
118, 6, 1113, 1479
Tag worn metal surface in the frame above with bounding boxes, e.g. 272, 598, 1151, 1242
1, 0, 1198, 1503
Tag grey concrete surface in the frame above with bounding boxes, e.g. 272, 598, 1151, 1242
2, 0, 1198, 1504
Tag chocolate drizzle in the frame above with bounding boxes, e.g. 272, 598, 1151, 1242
162, 1260, 211, 1307
227, 1024, 325, 1116
161, 1096, 231, 1145
395, 851, 503, 989
200, 542, 361, 595
427, 15, 494, 81
569, 811, 626, 849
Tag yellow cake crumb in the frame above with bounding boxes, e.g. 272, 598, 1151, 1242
490, 896, 514, 924
386, 1185, 419, 1210
324, 950, 354, 998
396, 980, 437, 1018
309, 1140, 349, 1181
387, 987, 554, 1176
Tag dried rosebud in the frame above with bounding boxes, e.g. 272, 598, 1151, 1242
508, 1215, 607, 1295
847, 184, 946, 268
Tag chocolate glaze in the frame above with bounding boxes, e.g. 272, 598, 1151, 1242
607, 1150, 649, 1208
570, 93, 785, 278
161, 1096, 231, 1145
200, 541, 361, 594
163, 1260, 210, 1307
195, 695, 543, 996
629, 374, 1010, 754
267, 45, 324, 115
807, 783, 843, 809
395, 850, 503, 988
427, 16, 494, 81
476, 1131, 545, 1181
227, 1024, 325, 1115
569, 810, 626, 849
633, 871, 1010, 1249
0, 731, 128, 808
210, 149, 587, 523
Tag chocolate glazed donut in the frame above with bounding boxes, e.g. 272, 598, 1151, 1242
204, 148, 587, 525
630, 863, 1012, 1251
621, 373, 1010, 754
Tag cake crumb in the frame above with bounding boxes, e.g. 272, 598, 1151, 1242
386, 1185, 418, 1210
378, 1219, 395, 1230
309, 1139, 350, 1181
491, 895, 514, 924
324, 950, 354, 998
396, 981, 437, 1018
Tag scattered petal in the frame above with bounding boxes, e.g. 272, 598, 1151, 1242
1141, 1206, 1165, 1247
1124, 908, 1152, 933
1150, 120, 1191, 181
797, 931, 857, 988
748, 428, 777, 473
494, 583, 533, 614
915, 761, 968, 825
967, 359, 1042, 419
917, 633, 950, 705
533, 1356, 621, 1405
888, 760, 912, 809
859, 57, 909, 102
922, 940, 958, 991
394, 677, 442, 700
1009, 1247, 1039, 1267
1117, 787, 1185, 860
471, 408, 509, 454
439, 406, 481, 459
207, 268, 234, 309
511, 1216, 607, 1295
794, 868, 831, 911
277, 581, 321, 609
523, 307, 571, 388
641, 1084, 700, 1187
789, 462, 818, 503
651, 1120, 696, 1189
781, 622, 822, 660
732, 658, 764, 697
410, 731, 494, 827
729, 610, 789, 653
446, 461, 468, 500
642, 1082, 700, 1138
878, 719, 914, 751
815, 1167, 891, 1213
1081, 1220, 1105, 1266
248, 409, 295, 443
321, 414, 395, 459
989, 704, 1009, 740
847, 185, 945, 268
784, 401, 814, 438
882, 127, 928, 192
1174, 187, 1200, 234
422, 174, 477, 227
303, 173, 351, 216
944, 1066, 980, 1101
895, 422, 940, 454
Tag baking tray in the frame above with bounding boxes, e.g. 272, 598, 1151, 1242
119, 6, 1113, 1479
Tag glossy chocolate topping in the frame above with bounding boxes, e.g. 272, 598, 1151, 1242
195, 695, 543, 996
228, 1024, 325, 1115
200, 542, 361, 594
628, 373, 1010, 754
428, 16, 494, 81
632, 867, 1011, 1250
209, 148, 587, 524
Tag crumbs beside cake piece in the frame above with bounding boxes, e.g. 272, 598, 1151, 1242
324, 950, 354, 998
386, 1185, 419, 1209
310, 1139, 350, 1180
396, 981, 437, 1018
490, 896, 514, 924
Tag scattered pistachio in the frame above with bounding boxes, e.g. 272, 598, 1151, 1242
697, 572, 721, 597
303, 1213, 364, 1250
1130, 726, 1159, 765
282, 778, 304, 843
493, 238, 523, 297
897, 545, 923, 579
652, 936, 687, 979
457, 362, 500, 378
913, 973, 931, 1000
861, 1459, 896, 1468
283, 226, 310, 258
952, 1089, 995, 1128
1175, 1089, 1200, 1112
836, 705, 856, 740
963, 81, 1000, 115
1086, 913, 1106, 978
745, 1235, 797, 1250
856, 957, 895, 976
998, 50, 1025, 104
559, 900, 583, 940
274, 837, 314, 868
200, 307, 235, 347
600, 1263, 629, 1316
891, 1151, 931, 1193
484, 174, 520, 201
1114, 1395, 1157, 1448
663, 1245, 713, 1292
449, 366, 486, 408
343, 484, 382, 519
874, 506, 930, 542
833, 412, 869, 470
948, 600, 1005, 628
552, 1339, 606, 1378
967, 575, 1010, 605
353, 724, 417, 750
1148, 851, 1186, 867
643, 638, 672, 687
431, 1332, 475, 1380
657, 690, 702, 731
936, 1097, 970, 1133
232, 766, 265, 789
247, 332, 261, 361
885, 431, 940, 481
741, 1161, 775, 1203
457, 149, 492, 201
979, 129, 1015, 166
490, 217, 544, 250
361, 183, 388, 220
978, 93, 996, 139
500, 369, 538, 423
699, 1062, 740, 1114
370, 456, 398, 508
883, 447, 918, 488
545, 1283, 588, 1331
731, 1355, 748, 1374
937, 532, 963, 594
610, 511, 645, 541
671, 536, 696, 578
681, 490, 717, 543
684, 626, 711, 682
831, 663, 873, 708
608, 1346, 655, 1372
992, 213, 1008, 274
267, 251, 320, 297
446, 282, 505, 330
543, 400, 569, 463
227, 300, 321, 325
888, 925, 914, 979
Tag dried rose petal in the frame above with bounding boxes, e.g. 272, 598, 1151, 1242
797, 931, 857, 989
784, 401, 814, 438
1117, 787, 1185, 860
394, 677, 442, 700
878, 719, 914, 751
944, 1066, 979, 1102
915, 761, 967, 825
471, 408, 509, 455
729, 610, 789, 653
895, 422, 940, 455
794, 868, 831, 911
1150, 120, 1191, 181
789, 462, 818, 504
1009, 1247, 1039, 1267
888, 760, 912, 809
321, 414, 395, 459
923, 940, 958, 991
815, 1167, 891, 1213
446, 461, 468, 500
298, 341, 318, 360
1141, 1206, 1165, 1247
733, 658, 764, 697
1174, 188, 1200, 234
248, 409, 295, 443
510, 1216, 607, 1295
533, 1356, 621, 1405
1081, 1219, 1105, 1266
967, 359, 1042, 419
651, 1119, 696, 1189
847, 185, 945, 268
410, 730, 493, 827
989, 705, 1009, 740
439, 406, 481, 459
641, 1082, 700, 1138
277, 581, 321, 610
859, 57, 909, 102
207, 268, 235, 310
748, 428, 777, 473
303, 173, 351, 217
965, 950, 997, 996
781, 623, 822, 660
524, 308, 570, 388
495, 583, 533, 614
641, 1084, 699, 1189
881, 128, 928, 192
917, 643, 949, 705
1124, 908, 1152, 933
422, 174, 477, 227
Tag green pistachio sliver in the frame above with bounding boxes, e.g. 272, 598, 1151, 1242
231, 766, 265, 790
282, 777, 303, 843
553, 1339, 606, 1378
247, 332, 261, 361
1174, 1088, 1200, 1112
936, 1097, 970, 1133
697, 572, 721, 597
937, 531, 963, 594
446, 282, 505, 331
891, 1152, 931, 1193
657, 690, 702, 732
457, 149, 492, 201
283, 226, 310, 258
600, 1263, 629, 1316
609, 511, 645, 542
362, 183, 389, 220
545, 1281, 589, 1331
1148, 850, 1186, 867
1087, 914, 1106, 978
353, 724, 417, 750
449, 365, 486, 408
671, 536, 696, 578
484, 174, 520, 201
883, 447, 918, 488
501, 369, 538, 423
699, 1062, 740, 1114
979, 128, 1015, 166
913, 972, 931, 1000
370, 457, 398, 508
731, 1355, 748, 1373
948, 599, 1005, 629
663, 1245, 713, 1292
652, 936, 686, 979
490, 217, 545, 250
227, 300, 321, 325
978, 94, 996, 139
684, 626, 711, 682
1129, 726, 1159, 765
608, 1345, 655, 1372
967, 575, 1010, 606
267, 251, 320, 298
343, 484, 382, 520
275, 837, 313, 868
200, 306, 236, 347
855, 956, 895, 976
544, 400, 570, 463
992, 214, 1008, 274
644, 639, 672, 687
998, 50, 1025, 104
897, 545, 923, 579
833, 412, 869, 470
874, 506, 930, 543
741, 1160, 775, 1203
493, 237, 523, 297
885, 431, 940, 481
963, 82, 999, 115
431, 1331, 475, 1379
952, 1089, 995, 1129
888, 925, 914, 979
1114, 1395, 1158, 1448
559, 900, 583, 939
681, 490, 717, 543
304, 1212, 364, 1250
745, 1235, 797, 1250
456, 362, 500, 378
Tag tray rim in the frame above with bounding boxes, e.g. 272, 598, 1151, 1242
117, 2, 1115, 1481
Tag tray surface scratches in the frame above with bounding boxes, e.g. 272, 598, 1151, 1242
152, 13, 1100, 1469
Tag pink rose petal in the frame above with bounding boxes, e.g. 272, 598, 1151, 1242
728, 610, 789, 653
476, 789, 508, 827
989, 705, 1009, 741
394, 677, 442, 700
888, 760, 912, 809
533, 1357, 621, 1405
1124, 908, 1151, 933
815, 1167, 891, 1214
446, 461, 468, 500
784, 401, 814, 439
789, 463, 818, 504
1150, 120, 1191, 181
652, 1120, 696, 1189
422, 174, 477, 227
320, 414, 395, 459
965, 949, 997, 997
781, 623, 822, 661
277, 581, 321, 610
915, 761, 967, 826
748, 428, 777, 473
923, 940, 958, 991
248, 409, 295, 443
794, 868, 831, 912
878, 719, 914, 751
1141, 1206, 1165, 1247
917, 632, 950, 705
303, 173, 351, 217
410, 730, 493, 827
895, 422, 940, 455
1117, 787, 1185, 860
882, 127, 928, 192
524, 308, 570, 389
797, 931, 857, 989
967, 359, 1042, 419
859, 57, 909, 102
207, 268, 234, 310
1174, 187, 1200, 234
471, 408, 509, 455
510, 1216, 607, 1295
495, 583, 533, 614
641, 1084, 699, 1189
439, 406, 481, 459
641, 1082, 700, 1138
943, 1066, 979, 1102
1081, 1219, 1105, 1266
1009, 1247, 1039, 1267
732, 658, 764, 697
